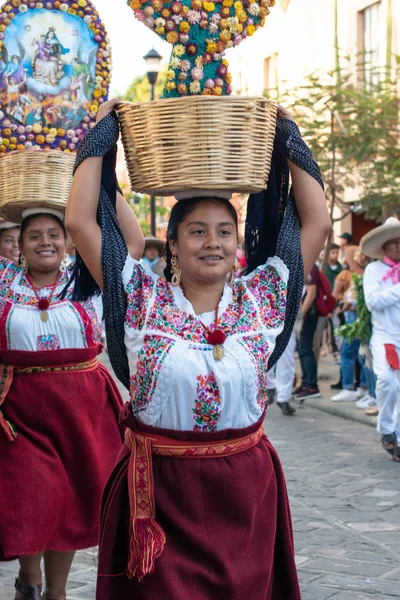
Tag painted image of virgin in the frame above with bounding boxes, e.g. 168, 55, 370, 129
32, 27, 70, 86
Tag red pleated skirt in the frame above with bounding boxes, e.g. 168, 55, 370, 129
97, 404, 301, 600
0, 346, 124, 560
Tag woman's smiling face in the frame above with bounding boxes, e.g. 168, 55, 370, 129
20, 215, 66, 273
169, 200, 238, 286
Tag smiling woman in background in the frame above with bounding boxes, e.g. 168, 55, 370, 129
0, 219, 20, 263
0, 207, 143, 600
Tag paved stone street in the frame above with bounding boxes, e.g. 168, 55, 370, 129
1, 396, 399, 599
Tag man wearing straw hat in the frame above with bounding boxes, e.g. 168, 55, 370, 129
361, 217, 400, 462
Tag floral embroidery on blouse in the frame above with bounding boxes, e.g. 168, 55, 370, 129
146, 280, 206, 342
0, 257, 74, 305
244, 264, 288, 330
67, 304, 87, 347
125, 265, 155, 330
239, 334, 270, 409
130, 335, 175, 416
37, 334, 61, 351
193, 373, 222, 432
82, 300, 102, 343
134, 263, 287, 342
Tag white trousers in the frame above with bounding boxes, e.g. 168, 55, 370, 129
272, 332, 297, 404
371, 341, 400, 440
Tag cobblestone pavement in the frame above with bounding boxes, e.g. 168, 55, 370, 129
1, 401, 399, 599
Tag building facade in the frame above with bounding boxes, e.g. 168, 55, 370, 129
228, 0, 399, 242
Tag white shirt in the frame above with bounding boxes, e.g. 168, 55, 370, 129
363, 260, 400, 345
0, 257, 102, 351
123, 254, 289, 431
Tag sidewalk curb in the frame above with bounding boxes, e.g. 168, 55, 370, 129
303, 397, 375, 428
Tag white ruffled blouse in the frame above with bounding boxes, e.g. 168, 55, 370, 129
123, 254, 289, 431
0, 257, 102, 351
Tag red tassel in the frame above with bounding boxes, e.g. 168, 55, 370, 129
206, 329, 226, 346
0, 410, 17, 442
127, 518, 166, 582
38, 298, 50, 311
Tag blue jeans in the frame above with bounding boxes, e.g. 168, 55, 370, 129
341, 338, 361, 390
299, 312, 318, 387
359, 355, 377, 398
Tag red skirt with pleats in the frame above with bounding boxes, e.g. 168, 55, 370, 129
97, 403, 301, 600
0, 346, 124, 560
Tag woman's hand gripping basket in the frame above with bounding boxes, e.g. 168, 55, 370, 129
117, 95, 277, 196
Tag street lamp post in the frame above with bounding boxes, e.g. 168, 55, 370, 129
143, 48, 163, 236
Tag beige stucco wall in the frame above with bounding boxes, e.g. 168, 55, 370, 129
227, 0, 397, 239
228, 0, 395, 96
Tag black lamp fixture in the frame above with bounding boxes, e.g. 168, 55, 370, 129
143, 47, 163, 100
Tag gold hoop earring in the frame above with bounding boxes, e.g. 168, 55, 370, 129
171, 256, 181, 287
59, 254, 69, 274
20, 254, 28, 273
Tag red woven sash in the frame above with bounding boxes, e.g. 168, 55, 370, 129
124, 425, 264, 582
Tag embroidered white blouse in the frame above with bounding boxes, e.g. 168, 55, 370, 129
0, 257, 102, 351
123, 254, 289, 431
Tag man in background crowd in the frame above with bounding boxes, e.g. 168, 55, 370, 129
294, 265, 321, 401
324, 243, 343, 290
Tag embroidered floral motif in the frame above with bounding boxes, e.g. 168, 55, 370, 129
244, 263, 288, 329
193, 373, 222, 432
37, 334, 61, 351
0, 258, 73, 306
125, 265, 155, 330
67, 304, 87, 347
144, 263, 287, 344
130, 335, 175, 416
239, 334, 270, 409
83, 299, 102, 343
146, 279, 205, 342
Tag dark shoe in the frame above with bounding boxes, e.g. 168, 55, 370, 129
381, 432, 398, 458
330, 381, 342, 390
279, 402, 296, 416
292, 385, 305, 396
15, 578, 42, 600
391, 447, 400, 463
267, 388, 276, 405
296, 386, 321, 402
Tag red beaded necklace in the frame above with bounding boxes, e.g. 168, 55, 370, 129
180, 283, 226, 360
26, 272, 62, 323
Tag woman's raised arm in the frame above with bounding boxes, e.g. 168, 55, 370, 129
289, 160, 331, 278
278, 106, 331, 278
66, 98, 145, 289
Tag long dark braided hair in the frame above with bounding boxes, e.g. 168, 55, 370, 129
164, 197, 239, 282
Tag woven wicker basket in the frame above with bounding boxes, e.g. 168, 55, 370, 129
117, 96, 277, 196
0, 150, 75, 222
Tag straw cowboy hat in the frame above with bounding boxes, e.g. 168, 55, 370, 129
360, 217, 400, 260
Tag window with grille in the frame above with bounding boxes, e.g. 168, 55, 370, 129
360, 2, 382, 88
